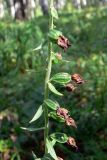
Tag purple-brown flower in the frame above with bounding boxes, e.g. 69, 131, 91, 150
71, 73, 85, 84
65, 83, 75, 92
56, 107, 69, 119
57, 35, 71, 51
67, 137, 77, 148
65, 117, 77, 128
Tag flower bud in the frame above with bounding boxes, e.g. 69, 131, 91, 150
71, 73, 85, 84
57, 35, 71, 51
56, 107, 69, 119
65, 117, 77, 128
67, 137, 77, 148
56, 53, 62, 60
65, 83, 75, 92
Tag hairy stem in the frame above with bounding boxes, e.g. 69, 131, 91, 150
44, 0, 53, 154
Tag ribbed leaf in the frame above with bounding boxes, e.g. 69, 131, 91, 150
46, 139, 57, 160
29, 105, 43, 123
51, 73, 71, 84
50, 133, 68, 143
48, 82, 63, 96
44, 99, 59, 110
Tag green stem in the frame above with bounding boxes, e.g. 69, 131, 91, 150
44, 0, 53, 154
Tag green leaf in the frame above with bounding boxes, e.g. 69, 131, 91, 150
50, 133, 68, 143
51, 73, 71, 84
44, 99, 59, 110
29, 105, 43, 123
51, 6, 58, 19
33, 43, 42, 51
48, 83, 63, 96
21, 127, 44, 132
46, 139, 57, 160
49, 112, 65, 123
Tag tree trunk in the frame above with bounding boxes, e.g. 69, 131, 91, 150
81, 0, 87, 7
39, 0, 48, 15
54, 0, 66, 10
14, 0, 26, 19
72, 0, 82, 9
7, 0, 26, 19
7, 0, 15, 18
26, 0, 35, 19
0, 0, 4, 18
102, 0, 107, 5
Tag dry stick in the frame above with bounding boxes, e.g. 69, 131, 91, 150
44, 0, 54, 154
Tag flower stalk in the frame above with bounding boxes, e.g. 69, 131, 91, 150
44, 0, 54, 153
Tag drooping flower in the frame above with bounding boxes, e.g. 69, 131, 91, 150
67, 137, 77, 148
71, 73, 85, 84
57, 35, 71, 51
56, 107, 69, 119
65, 117, 77, 128
65, 83, 76, 92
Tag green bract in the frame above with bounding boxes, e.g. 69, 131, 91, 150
29, 105, 43, 123
48, 82, 63, 96
44, 99, 59, 110
46, 139, 57, 160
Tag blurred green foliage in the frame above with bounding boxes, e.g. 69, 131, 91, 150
0, 7, 107, 160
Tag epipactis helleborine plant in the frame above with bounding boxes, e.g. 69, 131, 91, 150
22, 0, 85, 160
